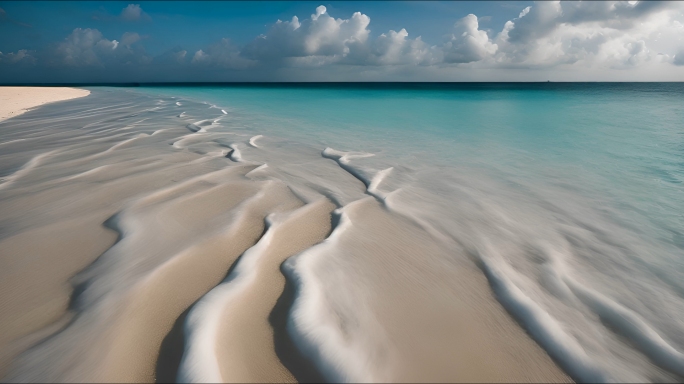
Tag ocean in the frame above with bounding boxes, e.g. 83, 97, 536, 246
2, 83, 683, 382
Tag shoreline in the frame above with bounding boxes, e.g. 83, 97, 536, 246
0, 87, 90, 121
0, 86, 572, 383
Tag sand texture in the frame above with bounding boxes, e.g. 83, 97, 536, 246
0, 87, 90, 121
0, 88, 571, 383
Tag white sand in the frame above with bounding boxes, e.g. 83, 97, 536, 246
0, 87, 90, 121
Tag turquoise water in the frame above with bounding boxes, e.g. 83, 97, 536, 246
130, 83, 684, 381
138, 84, 683, 247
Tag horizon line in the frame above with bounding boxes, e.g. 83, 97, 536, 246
2, 81, 684, 87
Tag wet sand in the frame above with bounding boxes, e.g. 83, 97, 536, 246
0, 87, 571, 383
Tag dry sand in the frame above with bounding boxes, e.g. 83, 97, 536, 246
0, 87, 90, 121
0, 87, 572, 383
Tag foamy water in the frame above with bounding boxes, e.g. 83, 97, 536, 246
1, 84, 683, 383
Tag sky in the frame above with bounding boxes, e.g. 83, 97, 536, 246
1, 1, 684, 82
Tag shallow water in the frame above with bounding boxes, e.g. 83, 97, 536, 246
1, 83, 683, 382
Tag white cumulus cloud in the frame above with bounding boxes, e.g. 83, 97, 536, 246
242, 5, 438, 67
53, 28, 149, 67
4, 2, 684, 81
120, 4, 149, 22
0, 49, 35, 64
673, 49, 684, 66
120, 32, 141, 46
242, 5, 371, 61
488, 0, 684, 69
442, 14, 497, 63
191, 38, 255, 69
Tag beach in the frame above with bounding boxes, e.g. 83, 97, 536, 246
0, 86, 571, 382
0, 87, 90, 121
1, 84, 683, 383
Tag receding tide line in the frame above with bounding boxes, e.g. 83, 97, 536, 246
322, 147, 393, 202
544, 246, 684, 378
178, 221, 276, 382
249, 135, 263, 148
178, 197, 332, 383
0, 150, 57, 191
245, 163, 268, 177
474, 243, 609, 383
322, 148, 455, 246
282, 197, 375, 383
228, 144, 242, 162
176, 187, 272, 383
321, 149, 611, 382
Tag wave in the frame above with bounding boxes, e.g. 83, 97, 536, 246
367, 167, 393, 201
282, 197, 382, 383
473, 242, 610, 383
0, 138, 27, 146
322, 147, 390, 200
4, 86, 682, 383
0, 150, 58, 191
249, 135, 263, 148
186, 119, 219, 133
228, 143, 242, 162
245, 163, 268, 177
539, 246, 684, 378
178, 188, 275, 383
104, 133, 149, 152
